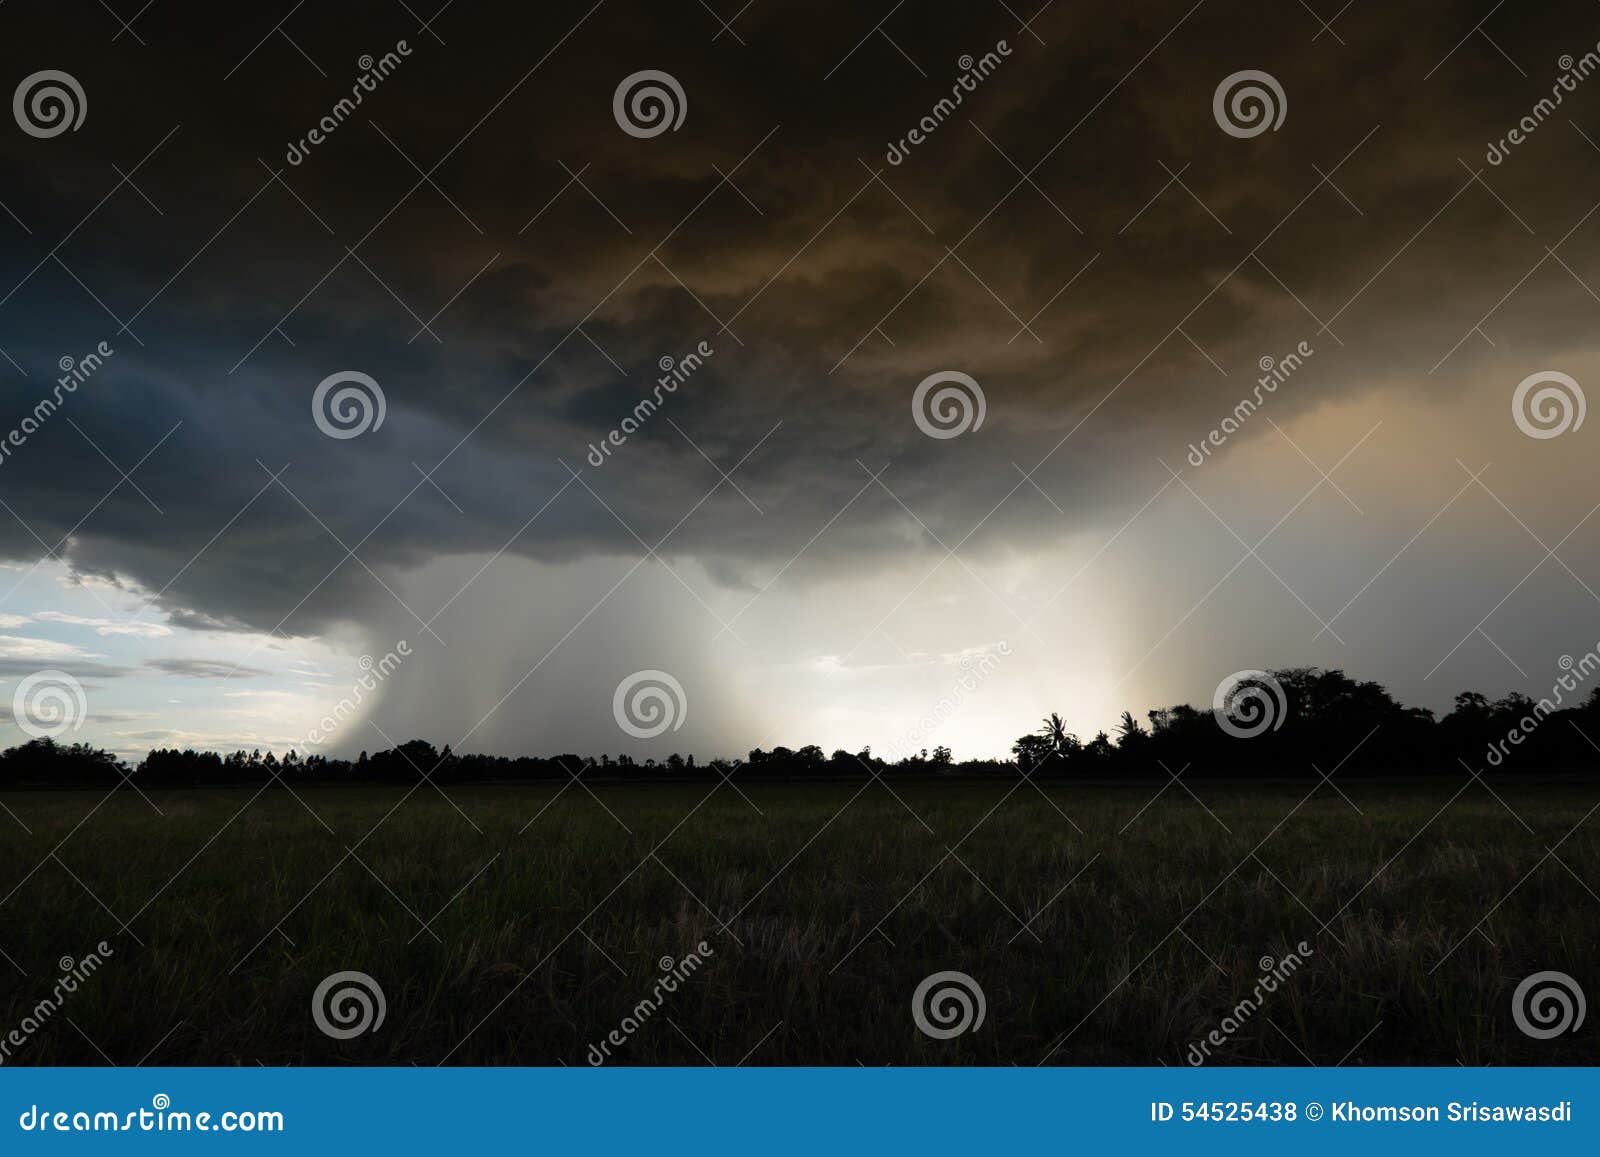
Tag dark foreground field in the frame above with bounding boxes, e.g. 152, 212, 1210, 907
0, 779, 1595, 1065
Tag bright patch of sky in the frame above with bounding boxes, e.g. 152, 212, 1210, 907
0, 559, 361, 761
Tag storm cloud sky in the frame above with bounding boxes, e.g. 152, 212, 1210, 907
1, 0, 1598, 759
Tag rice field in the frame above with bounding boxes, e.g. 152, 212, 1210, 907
0, 778, 1594, 1066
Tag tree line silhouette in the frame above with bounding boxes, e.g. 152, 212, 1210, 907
2, 667, 1598, 789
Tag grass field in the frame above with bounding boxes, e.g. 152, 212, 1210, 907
0, 779, 1595, 1066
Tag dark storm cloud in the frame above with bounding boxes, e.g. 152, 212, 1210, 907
1, 0, 1597, 640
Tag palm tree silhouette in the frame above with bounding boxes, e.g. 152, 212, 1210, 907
1041, 713, 1071, 754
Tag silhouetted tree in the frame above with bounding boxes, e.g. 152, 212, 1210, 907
4, 665, 1597, 789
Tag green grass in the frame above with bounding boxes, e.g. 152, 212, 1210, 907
0, 780, 1595, 1065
